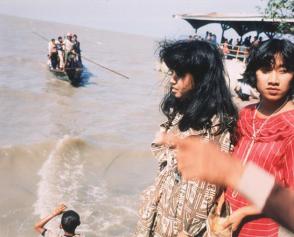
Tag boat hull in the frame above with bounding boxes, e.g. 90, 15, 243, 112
49, 66, 83, 86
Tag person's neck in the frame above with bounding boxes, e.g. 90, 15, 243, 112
64, 232, 75, 237
258, 97, 290, 117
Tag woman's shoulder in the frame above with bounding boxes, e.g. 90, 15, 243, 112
280, 109, 294, 126
278, 110, 294, 137
259, 109, 294, 142
236, 104, 257, 125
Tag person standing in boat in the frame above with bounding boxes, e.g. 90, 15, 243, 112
56, 36, 65, 71
48, 38, 58, 70
72, 34, 82, 65
64, 33, 74, 66
135, 40, 237, 237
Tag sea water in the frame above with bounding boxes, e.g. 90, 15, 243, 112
0, 14, 164, 236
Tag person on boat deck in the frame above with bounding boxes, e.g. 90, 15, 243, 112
48, 38, 58, 69
72, 34, 82, 64
64, 33, 74, 64
34, 203, 84, 237
56, 36, 65, 71
222, 39, 230, 58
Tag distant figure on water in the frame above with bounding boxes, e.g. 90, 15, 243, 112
135, 39, 237, 237
34, 204, 83, 237
72, 34, 82, 65
222, 39, 230, 57
64, 33, 74, 64
56, 36, 65, 71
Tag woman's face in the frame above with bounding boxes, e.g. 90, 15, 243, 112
256, 56, 293, 102
170, 71, 194, 98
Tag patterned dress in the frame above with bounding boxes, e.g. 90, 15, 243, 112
226, 105, 294, 237
135, 114, 232, 237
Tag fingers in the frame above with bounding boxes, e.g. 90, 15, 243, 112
58, 203, 67, 209
162, 134, 202, 150
53, 203, 67, 215
222, 212, 241, 231
222, 218, 232, 229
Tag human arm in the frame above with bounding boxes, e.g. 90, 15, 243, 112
169, 135, 243, 188
152, 126, 167, 146
217, 158, 294, 232
169, 135, 294, 232
263, 183, 294, 232
34, 204, 67, 234
223, 205, 260, 231
150, 126, 170, 172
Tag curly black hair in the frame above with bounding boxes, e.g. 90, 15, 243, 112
159, 39, 238, 135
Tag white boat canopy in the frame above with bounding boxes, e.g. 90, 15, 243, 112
174, 12, 294, 38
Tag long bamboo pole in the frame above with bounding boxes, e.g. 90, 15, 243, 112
32, 31, 130, 79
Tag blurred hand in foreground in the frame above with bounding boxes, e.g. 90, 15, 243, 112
163, 135, 243, 188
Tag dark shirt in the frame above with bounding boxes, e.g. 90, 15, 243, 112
73, 41, 81, 54
263, 183, 294, 232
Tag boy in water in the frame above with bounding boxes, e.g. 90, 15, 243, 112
34, 204, 82, 237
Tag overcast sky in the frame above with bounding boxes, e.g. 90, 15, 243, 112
0, 0, 267, 39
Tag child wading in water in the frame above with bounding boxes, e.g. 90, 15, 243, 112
135, 40, 237, 237
224, 39, 294, 236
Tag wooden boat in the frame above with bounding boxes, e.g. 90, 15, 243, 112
48, 53, 83, 86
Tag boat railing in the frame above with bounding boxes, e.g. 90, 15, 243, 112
220, 43, 250, 62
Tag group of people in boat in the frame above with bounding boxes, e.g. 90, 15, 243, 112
48, 33, 82, 71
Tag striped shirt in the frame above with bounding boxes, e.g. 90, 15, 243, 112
226, 104, 294, 237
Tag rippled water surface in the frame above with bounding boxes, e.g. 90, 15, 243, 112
0, 14, 165, 237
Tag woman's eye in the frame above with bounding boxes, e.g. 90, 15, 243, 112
279, 68, 288, 73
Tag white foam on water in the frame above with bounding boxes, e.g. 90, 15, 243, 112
33, 135, 138, 236
34, 135, 90, 233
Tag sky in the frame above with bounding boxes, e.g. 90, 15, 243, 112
0, 0, 267, 40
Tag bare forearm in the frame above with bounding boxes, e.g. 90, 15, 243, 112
242, 205, 261, 216
34, 213, 56, 233
34, 204, 66, 234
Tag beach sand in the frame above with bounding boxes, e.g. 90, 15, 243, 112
0, 14, 254, 237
